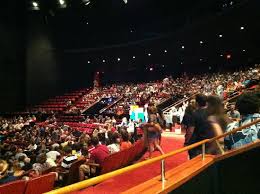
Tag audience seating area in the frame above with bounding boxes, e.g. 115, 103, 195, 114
0, 172, 56, 194
98, 139, 145, 175
63, 122, 100, 135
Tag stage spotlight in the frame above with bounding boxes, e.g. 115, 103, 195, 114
117, 58, 121, 61
148, 53, 151, 56
149, 67, 153, 71
240, 26, 244, 30
200, 58, 203, 61
102, 60, 105, 63
164, 50, 167, 53
133, 56, 136, 59
87, 61, 91, 64
181, 45, 185, 49
123, 0, 127, 4
219, 34, 223, 38
200, 41, 203, 44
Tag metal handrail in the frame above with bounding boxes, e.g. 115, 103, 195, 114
45, 118, 260, 194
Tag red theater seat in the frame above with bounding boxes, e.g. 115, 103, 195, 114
24, 172, 56, 194
0, 180, 26, 194
100, 139, 145, 175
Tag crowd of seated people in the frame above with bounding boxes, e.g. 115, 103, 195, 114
0, 65, 259, 187
165, 66, 260, 128
30, 65, 259, 117
0, 113, 144, 185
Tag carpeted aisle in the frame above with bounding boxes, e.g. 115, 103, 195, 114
74, 135, 187, 194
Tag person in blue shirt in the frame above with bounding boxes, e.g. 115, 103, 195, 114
225, 93, 260, 149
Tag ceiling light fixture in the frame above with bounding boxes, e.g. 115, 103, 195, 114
59, 0, 65, 5
32, 1, 38, 7
83, 0, 91, 5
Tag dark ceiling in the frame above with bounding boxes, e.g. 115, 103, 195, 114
27, 0, 244, 48
26, 0, 260, 78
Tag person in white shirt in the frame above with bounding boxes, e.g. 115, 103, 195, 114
107, 133, 120, 154
46, 148, 61, 162
127, 119, 135, 134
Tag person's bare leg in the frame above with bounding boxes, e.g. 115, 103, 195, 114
79, 165, 90, 181
154, 139, 164, 155
146, 140, 155, 159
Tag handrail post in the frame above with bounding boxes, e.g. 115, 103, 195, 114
202, 143, 205, 160
215, 140, 225, 155
160, 159, 166, 182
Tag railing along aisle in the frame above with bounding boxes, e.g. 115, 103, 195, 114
45, 118, 260, 194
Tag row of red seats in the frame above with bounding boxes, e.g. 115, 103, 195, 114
32, 108, 64, 111
35, 105, 67, 108
64, 122, 98, 128
64, 92, 83, 96
42, 102, 67, 105
77, 100, 95, 104
56, 116, 85, 122
100, 139, 145, 174
73, 127, 94, 135
0, 173, 56, 194
55, 96, 79, 99
47, 98, 75, 102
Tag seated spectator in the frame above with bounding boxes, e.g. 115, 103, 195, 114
227, 104, 241, 121
0, 160, 17, 185
225, 93, 260, 149
46, 147, 61, 167
22, 157, 32, 171
120, 131, 132, 151
61, 146, 77, 169
32, 153, 51, 175
12, 161, 25, 178
79, 136, 109, 181
15, 148, 27, 160
107, 133, 120, 154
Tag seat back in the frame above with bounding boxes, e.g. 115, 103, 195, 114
66, 158, 86, 185
100, 150, 126, 174
42, 166, 56, 175
100, 139, 145, 174
0, 180, 26, 194
24, 172, 56, 194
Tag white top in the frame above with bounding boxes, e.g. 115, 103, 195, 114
107, 144, 120, 154
46, 151, 61, 161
